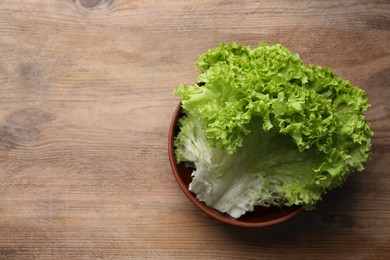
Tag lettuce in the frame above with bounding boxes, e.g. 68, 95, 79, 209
174, 42, 372, 218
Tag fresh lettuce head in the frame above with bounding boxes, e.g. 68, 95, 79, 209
174, 42, 372, 218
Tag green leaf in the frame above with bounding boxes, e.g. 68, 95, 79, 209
174, 42, 373, 218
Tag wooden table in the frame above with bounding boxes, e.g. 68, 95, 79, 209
0, 0, 389, 258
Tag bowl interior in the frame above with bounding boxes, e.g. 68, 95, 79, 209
168, 102, 304, 227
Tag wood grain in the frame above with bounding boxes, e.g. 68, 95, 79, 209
0, 0, 389, 259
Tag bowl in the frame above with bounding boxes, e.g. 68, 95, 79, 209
168, 102, 304, 227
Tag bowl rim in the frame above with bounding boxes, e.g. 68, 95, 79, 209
168, 102, 304, 227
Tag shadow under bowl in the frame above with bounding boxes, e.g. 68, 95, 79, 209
168, 102, 304, 227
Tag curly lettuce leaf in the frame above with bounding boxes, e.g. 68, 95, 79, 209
174, 42, 372, 217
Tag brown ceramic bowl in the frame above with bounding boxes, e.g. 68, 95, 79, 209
168, 102, 304, 227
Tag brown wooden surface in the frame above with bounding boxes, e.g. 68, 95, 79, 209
0, 0, 389, 259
